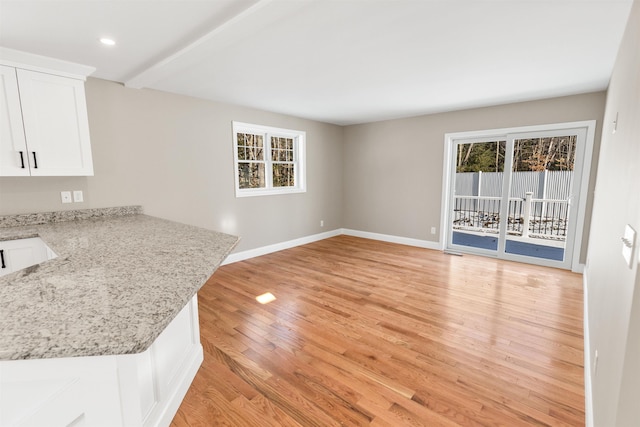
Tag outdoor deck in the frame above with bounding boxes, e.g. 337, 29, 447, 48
452, 230, 565, 261
451, 188, 569, 262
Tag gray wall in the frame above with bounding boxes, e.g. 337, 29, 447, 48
586, 1, 640, 425
0, 81, 605, 260
342, 91, 606, 262
0, 78, 344, 252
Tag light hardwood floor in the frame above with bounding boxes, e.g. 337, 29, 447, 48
171, 235, 584, 426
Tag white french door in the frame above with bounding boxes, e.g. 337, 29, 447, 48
442, 121, 595, 271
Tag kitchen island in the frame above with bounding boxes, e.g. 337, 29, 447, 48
0, 207, 239, 427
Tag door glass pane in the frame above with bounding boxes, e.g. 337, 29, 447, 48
451, 141, 506, 252
505, 136, 576, 261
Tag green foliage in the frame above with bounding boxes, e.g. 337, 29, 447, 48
456, 141, 505, 172
456, 136, 576, 173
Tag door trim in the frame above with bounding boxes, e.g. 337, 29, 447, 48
441, 120, 596, 272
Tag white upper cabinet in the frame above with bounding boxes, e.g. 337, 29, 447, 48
0, 65, 29, 176
16, 69, 94, 176
0, 49, 95, 177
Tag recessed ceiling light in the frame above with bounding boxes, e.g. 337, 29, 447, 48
100, 38, 116, 46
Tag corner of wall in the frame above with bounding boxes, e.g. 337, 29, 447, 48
583, 270, 594, 427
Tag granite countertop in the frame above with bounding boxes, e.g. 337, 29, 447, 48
0, 207, 239, 361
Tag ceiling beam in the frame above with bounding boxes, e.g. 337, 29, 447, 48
124, 0, 299, 89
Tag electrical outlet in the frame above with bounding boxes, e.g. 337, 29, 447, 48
61, 191, 72, 204
73, 190, 84, 203
431, 226, 437, 234
320, 220, 324, 227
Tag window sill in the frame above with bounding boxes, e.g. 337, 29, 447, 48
235, 187, 306, 198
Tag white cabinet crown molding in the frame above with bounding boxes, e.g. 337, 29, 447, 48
0, 47, 95, 80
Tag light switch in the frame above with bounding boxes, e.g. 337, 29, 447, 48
622, 224, 636, 268
73, 190, 84, 203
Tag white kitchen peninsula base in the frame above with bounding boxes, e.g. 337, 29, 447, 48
1, 295, 202, 427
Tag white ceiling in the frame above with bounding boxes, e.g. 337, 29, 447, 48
0, 0, 633, 125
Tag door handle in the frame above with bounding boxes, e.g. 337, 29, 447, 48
32, 152, 38, 169
19, 151, 25, 168
1, 250, 5, 269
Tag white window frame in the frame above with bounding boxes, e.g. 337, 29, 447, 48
232, 121, 306, 197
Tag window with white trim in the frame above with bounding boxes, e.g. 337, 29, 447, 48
232, 121, 306, 197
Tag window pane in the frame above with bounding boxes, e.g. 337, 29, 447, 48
505, 135, 576, 260
512, 136, 576, 172
273, 164, 295, 187
237, 133, 250, 147
456, 141, 506, 173
238, 162, 265, 189
249, 146, 263, 161
238, 133, 264, 152
270, 137, 293, 161
452, 140, 506, 253
250, 134, 264, 148
237, 146, 246, 160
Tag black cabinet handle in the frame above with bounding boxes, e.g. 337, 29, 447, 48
19, 151, 25, 169
1, 250, 5, 269
32, 152, 38, 169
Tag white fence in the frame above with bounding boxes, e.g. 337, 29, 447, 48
455, 170, 573, 199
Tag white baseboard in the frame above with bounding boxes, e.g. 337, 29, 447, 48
583, 272, 594, 427
341, 228, 442, 250
222, 228, 441, 265
222, 229, 342, 265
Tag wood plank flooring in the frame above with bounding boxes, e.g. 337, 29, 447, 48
171, 235, 584, 426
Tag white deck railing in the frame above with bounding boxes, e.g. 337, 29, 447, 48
452, 192, 569, 240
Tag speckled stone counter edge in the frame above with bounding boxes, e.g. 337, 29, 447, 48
0, 209, 240, 360
0, 206, 143, 228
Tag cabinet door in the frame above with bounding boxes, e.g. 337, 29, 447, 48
0, 65, 30, 176
17, 69, 94, 176
0, 238, 51, 277
0, 356, 124, 427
